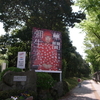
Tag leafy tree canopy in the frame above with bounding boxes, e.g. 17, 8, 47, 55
0, 0, 85, 31
76, 0, 100, 72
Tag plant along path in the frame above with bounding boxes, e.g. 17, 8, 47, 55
59, 80, 100, 100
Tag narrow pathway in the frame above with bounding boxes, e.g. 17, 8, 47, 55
59, 80, 100, 100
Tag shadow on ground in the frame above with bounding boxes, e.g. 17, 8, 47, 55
72, 85, 95, 95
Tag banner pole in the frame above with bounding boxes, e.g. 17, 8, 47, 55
60, 72, 62, 81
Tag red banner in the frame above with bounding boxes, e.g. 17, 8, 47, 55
30, 28, 62, 71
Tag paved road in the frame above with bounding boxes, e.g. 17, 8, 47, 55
59, 80, 100, 100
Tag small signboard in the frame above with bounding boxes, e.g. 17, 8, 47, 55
2, 63, 6, 72
17, 52, 26, 69
13, 76, 27, 81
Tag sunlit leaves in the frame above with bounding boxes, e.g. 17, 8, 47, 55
77, 0, 100, 72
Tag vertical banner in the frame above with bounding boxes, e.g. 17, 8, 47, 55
30, 28, 62, 72
17, 52, 26, 69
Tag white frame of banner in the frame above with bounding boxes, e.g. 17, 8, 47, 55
35, 70, 62, 81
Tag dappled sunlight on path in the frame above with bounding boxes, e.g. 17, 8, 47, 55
59, 80, 100, 100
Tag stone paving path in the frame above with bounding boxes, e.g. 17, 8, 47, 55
59, 80, 100, 100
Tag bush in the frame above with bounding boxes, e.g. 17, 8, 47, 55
0, 67, 22, 81
36, 72, 56, 90
64, 77, 78, 90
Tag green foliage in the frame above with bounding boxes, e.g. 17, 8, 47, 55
36, 72, 56, 90
81, 77, 91, 80
62, 59, 67, 79
0, 0, 85, 31
76, 0, 100, 72
5, 98, 13, 100
61, 30, 91, 78
0, 67, 22, 81
64, 77, 78, 90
